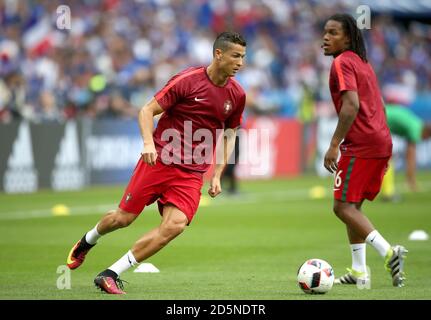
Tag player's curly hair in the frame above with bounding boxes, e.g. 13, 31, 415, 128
213, 31, 246, 56
328, 13, 367, 62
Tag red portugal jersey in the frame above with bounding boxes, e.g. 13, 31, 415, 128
329, 50, 392, 158
153, 66, 246, 173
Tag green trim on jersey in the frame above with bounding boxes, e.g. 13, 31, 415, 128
342, 157, 356, 202
385, 104, 423, 143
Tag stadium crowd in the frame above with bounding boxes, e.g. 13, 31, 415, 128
1, 0, 430, 123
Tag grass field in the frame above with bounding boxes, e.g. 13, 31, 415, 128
0, 172, 430, 300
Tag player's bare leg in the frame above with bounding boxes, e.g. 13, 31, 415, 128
94, 204, 188, 294
333, 200, 374, 239
405, 143, 418, 192
335, 200, 370, 286
131, 204, 188, 261
67, 208, 138, 270
346, 200, 366, 243
97, 208, 138, 234
333, 199, 407, 287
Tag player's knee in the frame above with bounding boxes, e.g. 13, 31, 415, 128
333, 202, 344, 218
160, 219, 187, 242
111, 209, 136, 228
333, 202, 351, 221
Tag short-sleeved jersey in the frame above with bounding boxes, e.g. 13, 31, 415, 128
153, 66, 246, 173
385, 104, 424, 143
329, 50, 392, 158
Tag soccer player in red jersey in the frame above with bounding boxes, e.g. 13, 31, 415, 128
322, 14, 407, 287
66, 32, 247, 294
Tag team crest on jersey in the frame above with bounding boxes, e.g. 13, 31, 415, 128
125, 193, 132, 203
224, 100, 233, 114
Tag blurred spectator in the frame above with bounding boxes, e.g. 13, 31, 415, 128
0, 71, 34, 122
37, 90, 63, 123
1, 0, 431, 123
380, 103, 431, 200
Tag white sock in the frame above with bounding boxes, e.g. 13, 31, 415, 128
85, 224, 101, 245
108, 250, 139, 276
365, 230, 391, 257
350, 243, 367, 273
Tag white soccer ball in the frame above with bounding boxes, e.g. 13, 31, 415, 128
297, 258, 334, 294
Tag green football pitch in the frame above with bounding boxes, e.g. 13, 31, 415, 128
1, 172, 430, 300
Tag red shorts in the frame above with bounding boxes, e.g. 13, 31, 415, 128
119, 159, 203, 224
333, 156, 390, 203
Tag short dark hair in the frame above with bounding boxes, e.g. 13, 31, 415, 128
327, 13, 367, 62
213, 31, 246, 56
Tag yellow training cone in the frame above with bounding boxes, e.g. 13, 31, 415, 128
200, 195, 211, 207
309, 185, 326, 199
51, 204, 70, 216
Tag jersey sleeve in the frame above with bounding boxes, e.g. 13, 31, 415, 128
334, 56, 357, 92
154, 73, 188, 111
225, 93, 246, 129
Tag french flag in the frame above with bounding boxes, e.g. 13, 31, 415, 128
22, 16, 53, 57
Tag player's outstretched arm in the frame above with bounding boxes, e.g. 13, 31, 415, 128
138, 98, 164, 166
